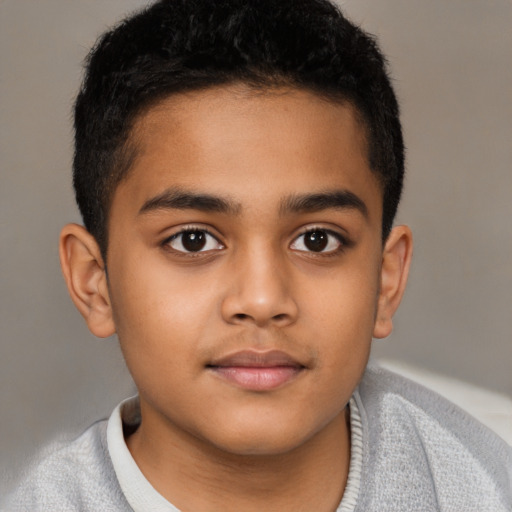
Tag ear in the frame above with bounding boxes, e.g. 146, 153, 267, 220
373, 225, 413, 339
59, 224, 116, 338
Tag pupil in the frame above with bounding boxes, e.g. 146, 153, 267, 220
182, 231, 206, 252
305, 230, 328, 252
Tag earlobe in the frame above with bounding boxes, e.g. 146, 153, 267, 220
373, 225, 413, 339
59, 224, 116, 338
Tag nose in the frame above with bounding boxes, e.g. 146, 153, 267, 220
220, 247, 298, 328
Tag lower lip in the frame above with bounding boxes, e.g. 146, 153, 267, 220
210, 366, 302, 391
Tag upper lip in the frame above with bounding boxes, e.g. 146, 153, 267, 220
208, 350, 305, 368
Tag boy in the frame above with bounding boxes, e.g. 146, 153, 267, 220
4, 0, 511, 510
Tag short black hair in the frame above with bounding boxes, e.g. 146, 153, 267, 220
73, 0, 404, 256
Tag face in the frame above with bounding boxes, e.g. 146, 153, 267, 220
106, 85, 385, 456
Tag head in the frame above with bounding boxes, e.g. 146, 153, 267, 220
73, 0, 404, 258
60, 0, 412, 460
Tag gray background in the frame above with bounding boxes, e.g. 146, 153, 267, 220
1, 0, 511, 492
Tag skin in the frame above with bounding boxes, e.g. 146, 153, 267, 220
60, 85, 412, 512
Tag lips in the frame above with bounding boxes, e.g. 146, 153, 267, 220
207, 350, 305, 391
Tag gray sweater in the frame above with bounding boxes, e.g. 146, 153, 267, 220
4, 366, 512, 511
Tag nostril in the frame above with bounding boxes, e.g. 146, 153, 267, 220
231, 312, 291, 323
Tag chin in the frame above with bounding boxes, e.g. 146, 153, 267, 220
201, 420, 318, 458
213, 435, 305, 457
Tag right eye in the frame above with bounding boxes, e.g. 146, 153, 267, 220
164, 229, 224, 253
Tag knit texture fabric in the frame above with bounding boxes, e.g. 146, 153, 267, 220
3, 366, 511, 511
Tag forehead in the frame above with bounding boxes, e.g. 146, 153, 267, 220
112, 85, 382, 222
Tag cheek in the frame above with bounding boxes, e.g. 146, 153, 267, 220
108, 255, 220, 362
300, 265, 379, 380
303, 265, 380, 334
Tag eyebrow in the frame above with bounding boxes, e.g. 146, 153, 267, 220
138, 188, 241, 215
138, 187, 368, 219
279, 190, 368, 218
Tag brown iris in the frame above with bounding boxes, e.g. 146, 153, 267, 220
181, 230, 207, 252
304, 230, 328, 252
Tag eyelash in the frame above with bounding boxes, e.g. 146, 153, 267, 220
161, 226, 350, 256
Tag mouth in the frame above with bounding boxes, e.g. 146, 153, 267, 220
206, 350, 306, 391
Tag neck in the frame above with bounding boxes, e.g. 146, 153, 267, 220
127, 404, 351, 512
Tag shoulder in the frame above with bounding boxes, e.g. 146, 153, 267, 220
354, 365, 512, 511
3, 421, 130, 512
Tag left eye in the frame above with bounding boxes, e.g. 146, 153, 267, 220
165, 229, 224, 253
290, 229, 343, 253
